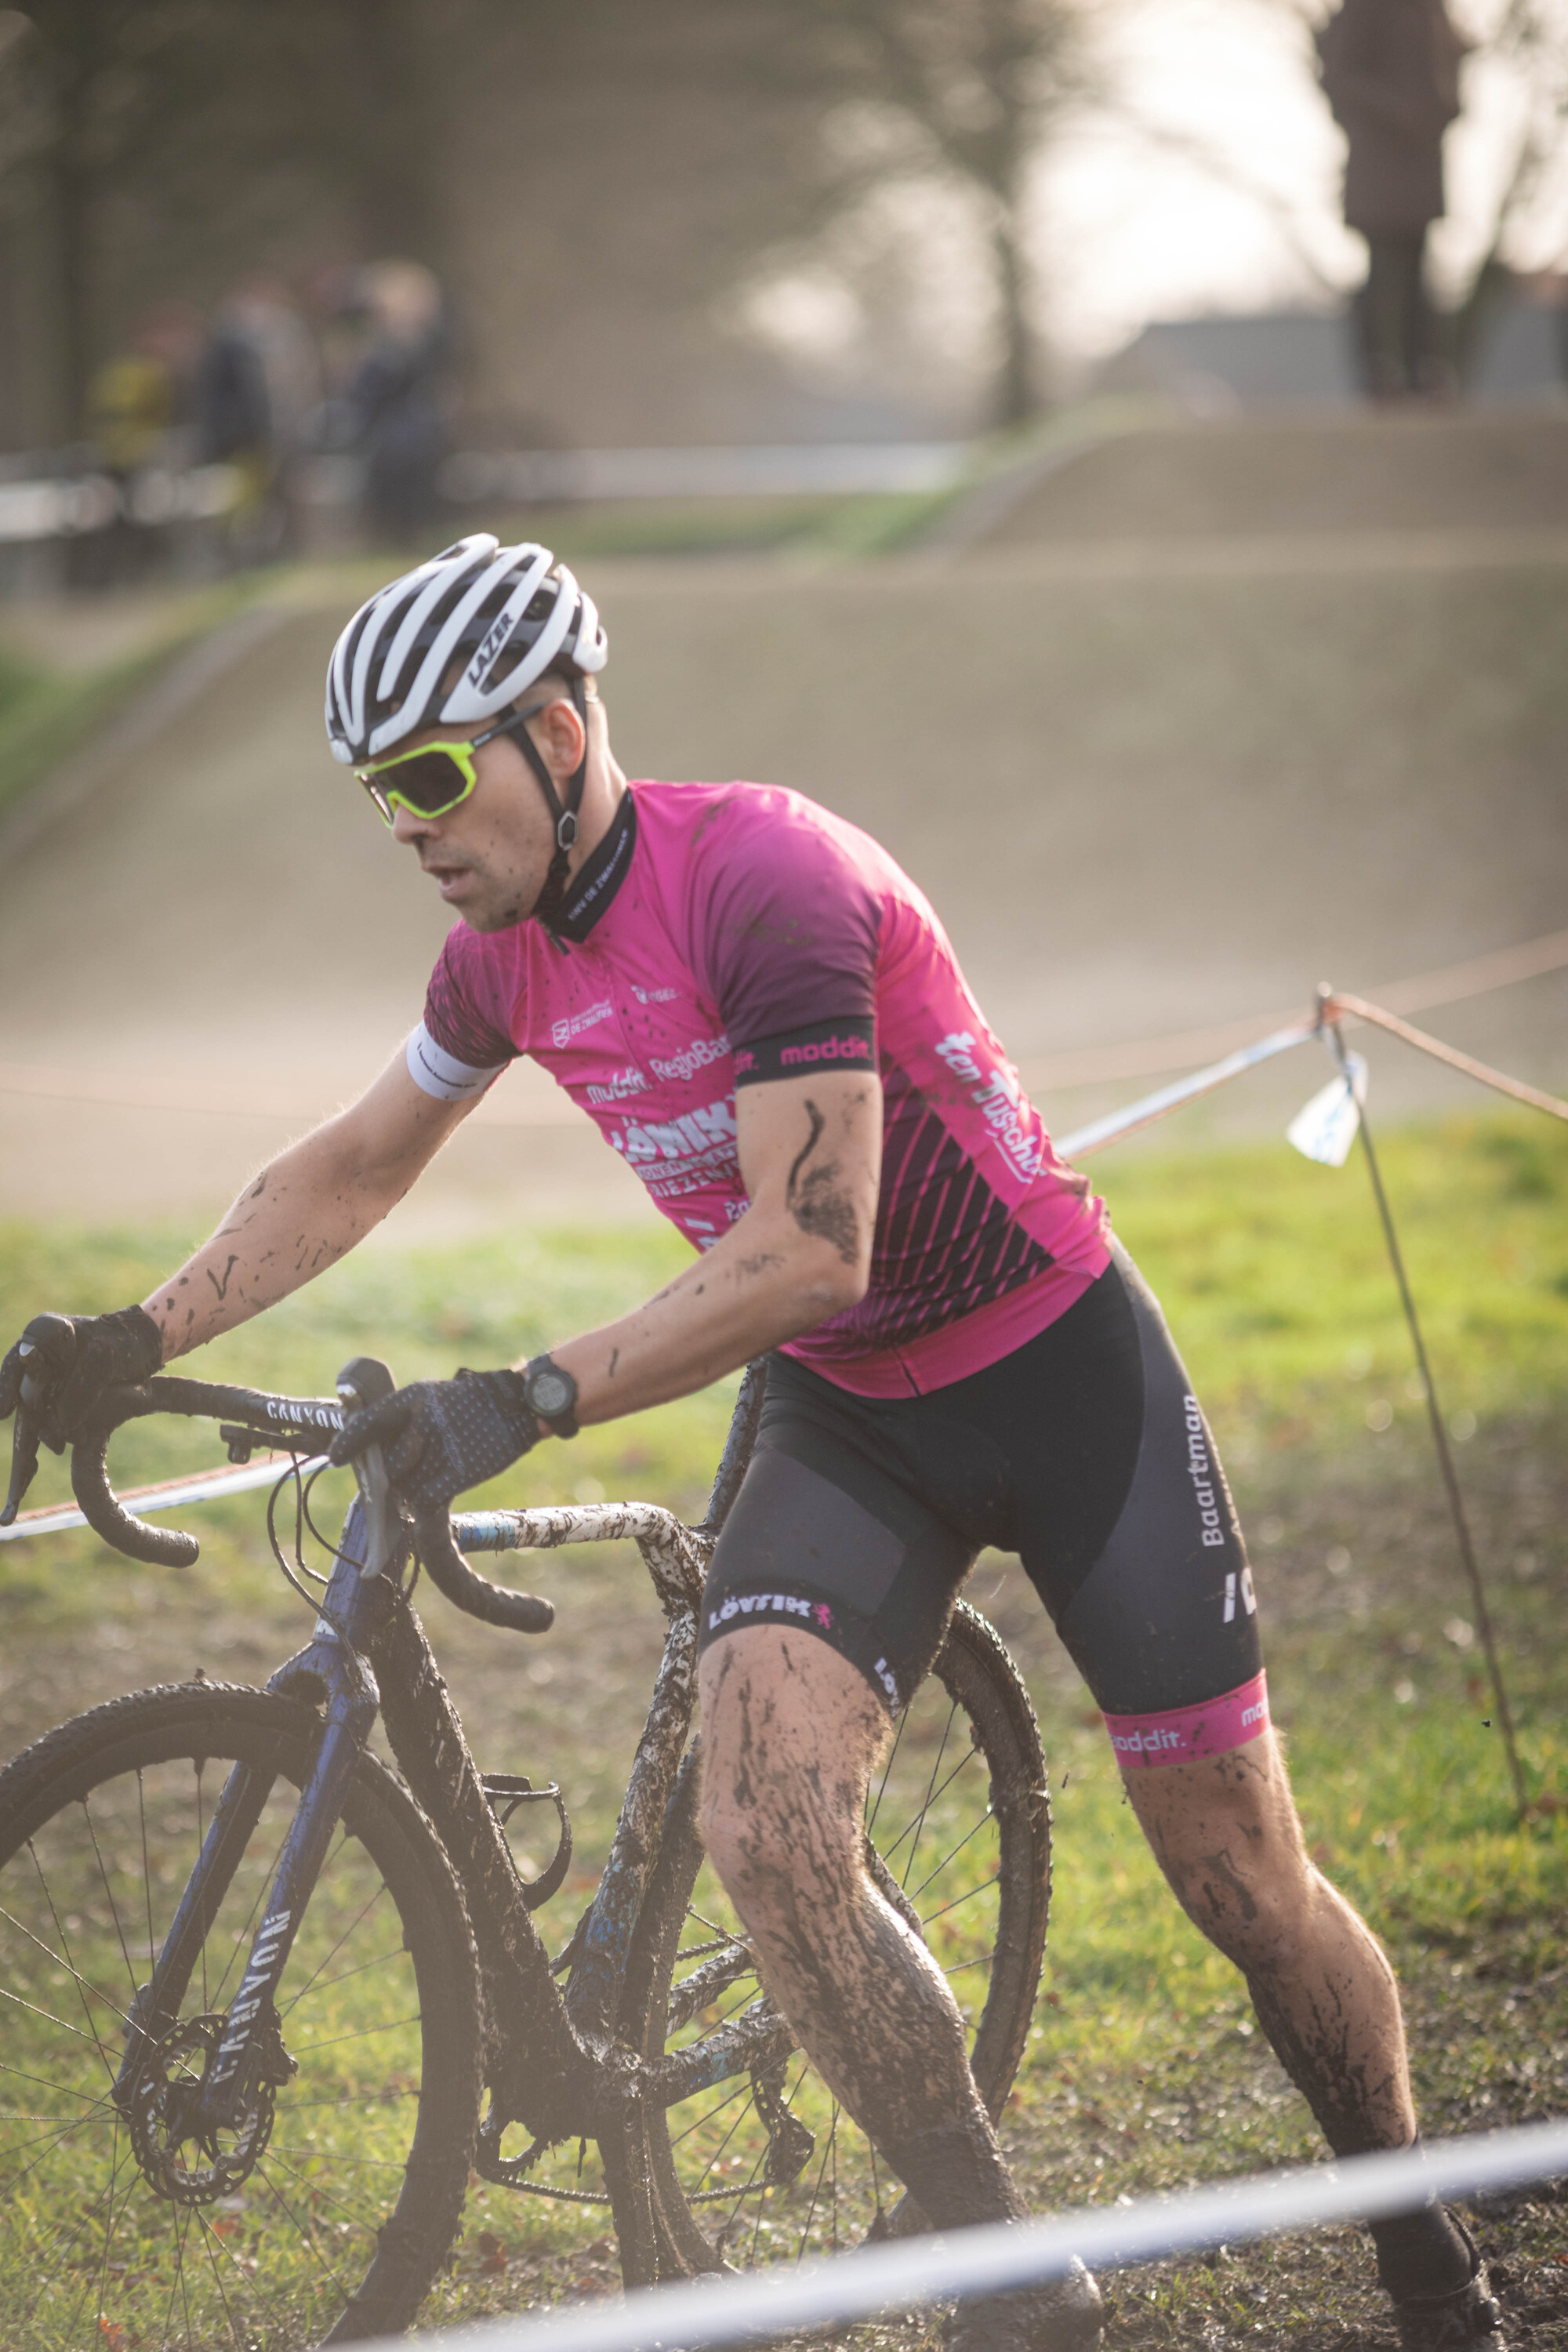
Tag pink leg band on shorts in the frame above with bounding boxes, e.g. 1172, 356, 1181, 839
1102, 1670, 1270, 1769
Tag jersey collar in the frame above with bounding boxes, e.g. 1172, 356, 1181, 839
546, 789, 637, 946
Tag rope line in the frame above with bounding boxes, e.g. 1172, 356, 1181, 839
1323, 992, 1568, 1123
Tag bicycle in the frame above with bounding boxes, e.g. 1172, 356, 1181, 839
0, 1336, 1054, 2350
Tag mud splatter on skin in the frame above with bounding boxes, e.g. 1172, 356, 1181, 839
1128, 1737, 1415, 2159
205, 1255, 240, 1303
699, 1637, 1022, 2230
785, 1102, 826, 1200
791, 1166, 860, 1265
784, 1098, 862, 1267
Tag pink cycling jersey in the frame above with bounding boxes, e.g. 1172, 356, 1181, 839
409, 779, 1110, 1399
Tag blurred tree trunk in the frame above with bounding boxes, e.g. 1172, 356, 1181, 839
750, 0, 1092, 427
24, 0, 113, 436
337, 0, 447, 265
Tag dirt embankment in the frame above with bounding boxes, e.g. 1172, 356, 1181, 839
1, 413, 1563, 1227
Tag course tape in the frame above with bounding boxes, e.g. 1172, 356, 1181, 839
0, 1453, 330, 1542
382, 2118, 1568, 2352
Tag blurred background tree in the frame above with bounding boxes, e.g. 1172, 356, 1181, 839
730, 0, 1098, 426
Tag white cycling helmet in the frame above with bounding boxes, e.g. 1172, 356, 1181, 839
324, 534, 607, 768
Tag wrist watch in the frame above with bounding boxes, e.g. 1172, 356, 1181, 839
522, 1352, 579, 1437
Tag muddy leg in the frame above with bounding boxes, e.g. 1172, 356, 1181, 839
698, 1628, 1101, 2344
1127, 1727, 1473, 2302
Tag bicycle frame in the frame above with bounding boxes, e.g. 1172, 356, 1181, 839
111, 1361, 789, 2167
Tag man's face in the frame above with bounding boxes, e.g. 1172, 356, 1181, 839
387, 714, 558, 933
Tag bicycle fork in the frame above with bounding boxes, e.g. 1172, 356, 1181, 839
114, 1386, 403, 2156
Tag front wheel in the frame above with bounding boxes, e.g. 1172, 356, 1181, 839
622, 1603, 1051, 2280
0, 1682, 482, 2350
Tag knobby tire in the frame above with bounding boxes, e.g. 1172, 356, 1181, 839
0, 1682, 482, 2350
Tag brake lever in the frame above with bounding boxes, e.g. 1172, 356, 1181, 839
336, 1356, 411, 1581
1, 1314, 77, 1526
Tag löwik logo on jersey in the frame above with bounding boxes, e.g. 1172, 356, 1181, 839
609, 1093, 740, 1200
934, 1032, 1042, 1184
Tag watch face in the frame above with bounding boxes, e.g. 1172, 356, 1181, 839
529, 1363, 575, 1420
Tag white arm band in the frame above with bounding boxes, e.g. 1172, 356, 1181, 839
406, 1022, 509, 1104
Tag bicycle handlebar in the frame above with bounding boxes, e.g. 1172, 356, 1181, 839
410, 1501, 554, 1632
60, 1372, 556, 1629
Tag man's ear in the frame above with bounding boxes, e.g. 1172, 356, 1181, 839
529, 692, 588, 780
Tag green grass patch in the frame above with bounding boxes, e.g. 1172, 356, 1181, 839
1103, 1108, 1568, 1446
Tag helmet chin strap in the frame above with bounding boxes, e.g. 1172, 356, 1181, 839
511, 677, 589, 931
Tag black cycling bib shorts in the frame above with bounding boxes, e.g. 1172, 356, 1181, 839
699, 1247, 1269, 1770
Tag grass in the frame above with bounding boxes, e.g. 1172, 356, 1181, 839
0, 1108, 1565, 2347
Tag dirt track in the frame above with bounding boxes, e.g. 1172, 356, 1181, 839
2, 419, 1565, 1229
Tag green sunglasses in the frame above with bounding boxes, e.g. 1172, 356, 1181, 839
356, 705, 549, 824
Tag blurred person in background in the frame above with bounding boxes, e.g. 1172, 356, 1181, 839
197, 272, 321, 562
84, 302, 202, 584
1317, 0, 1468, 399
336, 259, 452, 544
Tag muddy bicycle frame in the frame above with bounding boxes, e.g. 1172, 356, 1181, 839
63, 1352, 785, 2201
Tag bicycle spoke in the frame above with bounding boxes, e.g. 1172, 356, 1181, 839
921, 1872, 1000, 1931
19, 1857, 124, 2079
899, 1697, 958, 1889
909, 1806, 991, 1907
286, 2009, 421, 2056
276, 1846, 390, 2016
209, 1803, 294, 2010
281, 1931, 402, 2014
879, 1744, 983, 1866
80, 1816, 142, 2029
865, 1712, 908, 1840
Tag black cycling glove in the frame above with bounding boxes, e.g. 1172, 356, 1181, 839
329, 1368, 541, 1511
0, 1305, 163, 1452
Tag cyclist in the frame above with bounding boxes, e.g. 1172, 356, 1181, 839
0, 537, 1504, 2352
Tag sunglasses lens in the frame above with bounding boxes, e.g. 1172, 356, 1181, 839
376, 747, 471, 815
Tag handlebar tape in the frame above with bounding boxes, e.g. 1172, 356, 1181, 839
67, 1377, 344, 1569
72, 1399, 201, 1566
413, 1501, 554, 1632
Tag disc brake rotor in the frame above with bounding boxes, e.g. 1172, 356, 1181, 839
125, 2012, 278, 2205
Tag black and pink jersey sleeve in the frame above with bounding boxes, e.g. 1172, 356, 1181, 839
408, 924, 524, 1102
684, 789, 881, 1086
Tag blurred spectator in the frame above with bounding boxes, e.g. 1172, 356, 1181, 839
1317, 0, 1468, 400
84, 303, 203, 583
197, 274, 321, 560
89, 303, 201, 473
336, 260, 452, 543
